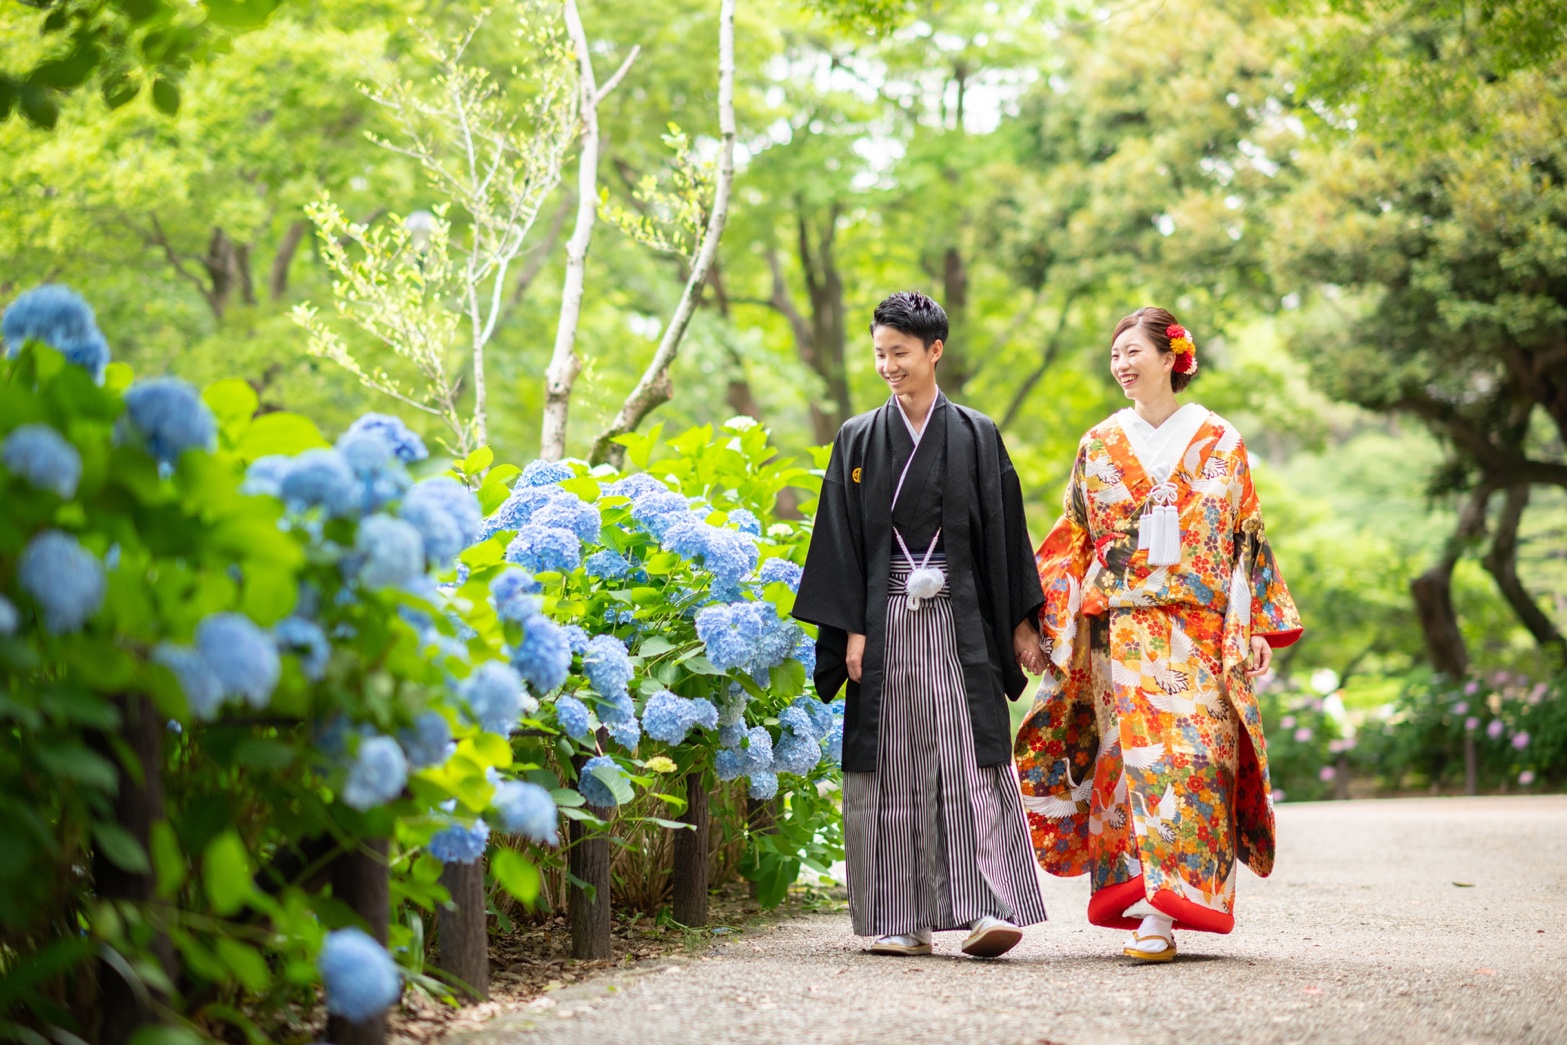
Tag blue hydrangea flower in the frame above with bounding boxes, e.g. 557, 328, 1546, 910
512, 616, 571, 692
2, 285, 110, 381
728, 508, 762, 536
520, 459, 574, 486
402, 477, 483, 566
630, 488, 696, 538
825, 701, 845, 764
754, 608, 805, 670
718, 722, 746, 748
505, 524, 581, 574
642, 690, 695, 744
582, 634, 633, 699
596, 688, 636, 726
345, 412, 427, 463
758, 558, 803, 591
318, 927, 402, 1023
714, 747, 744, 781
793, 633, 817, 675
604, 472, 666, 499
196, 612, 280, 708
274, 616, 330, 681
355, 514, 425, 590
337, 429, 411, 514
480, 485, 555, 540
530, 496, 601, 544
460, 661, 526, 735
241, 454, 292, 498
120, 378, 216, 465
342, 734, 409, 811
578, 755, 627, 808
778, 705, 817, 740
717, 684, 748, 728
553, 694, 592, 739
399, 710, 453, 768
280, 448, 361, 517
663, 518, 759, 589
488, 567, 541, 622
747, 770, 779, 800
688, 697, 718, 731
562, 624, 590, 654
492, 780, 559, 844
789, 695, 833, 738
0, 595, 17, 636
773, 731, 822, 776
738, 726, 774, 776
606, 715, 641, 749
428, 818, 490, 864
694, 601, 765, 673
153, 642, 224, 720
3, 424, 81, 498
583, 549, 631, 580
18, 530, 105, 634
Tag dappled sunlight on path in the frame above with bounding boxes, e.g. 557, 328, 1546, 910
448, 796, 1567, 1045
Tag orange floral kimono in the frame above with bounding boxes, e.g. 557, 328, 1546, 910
1014, 408, 1301, 934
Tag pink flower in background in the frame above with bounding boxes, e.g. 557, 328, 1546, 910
1272, 789, 1287, 803
1519, 770, 1536, 786
1280, 715, 1297, 730
1328, 738, 1356, 754
1319, 766, 1336, 782
1465, 716, 1480, 732
1463, 681, 1480, 696
1452, 701, 1468, 715
1492, 671, 1509, 686
1294, 727, 1313, 743
1530, 684, 1548, 704
1512, 731, 1530, 750
1487, 719, 1505, 740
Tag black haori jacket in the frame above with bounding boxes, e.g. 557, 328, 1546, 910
793, 393, 1045, 773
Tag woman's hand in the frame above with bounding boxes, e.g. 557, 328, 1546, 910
846, 632, 867, 683
1246, 635, 1272, 677
1014, 620, 1046, 675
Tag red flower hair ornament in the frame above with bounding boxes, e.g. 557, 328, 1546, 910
1166, 323, 1198, 376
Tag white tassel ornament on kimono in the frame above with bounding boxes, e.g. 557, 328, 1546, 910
896, 528, 945, 611
1138, 469, 1183, 567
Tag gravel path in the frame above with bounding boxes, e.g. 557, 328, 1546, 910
450, 796, 1567, 1045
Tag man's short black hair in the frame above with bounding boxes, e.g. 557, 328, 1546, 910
870, 291, 948, 348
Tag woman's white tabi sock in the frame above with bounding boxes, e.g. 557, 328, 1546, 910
1126, 912, 1174, 953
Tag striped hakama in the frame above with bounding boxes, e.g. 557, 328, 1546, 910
843, 558, 1048, 937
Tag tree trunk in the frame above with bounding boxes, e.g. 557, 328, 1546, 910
1411, 486, 1491, 679
326, 839, 392, 1045
437, 861, 489, 1001
671, 773, 710, 926
541, 3, 638, 461
569, 754, 613, 960
1463, 733, 1479, 796
269, 219, 310, 300
589, 0, 738, 468
938, 245, 971, 393
92, 695, 174, 1045
1481, 485, 1567, 658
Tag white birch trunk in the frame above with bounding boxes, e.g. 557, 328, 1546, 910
589, 0, 738, 468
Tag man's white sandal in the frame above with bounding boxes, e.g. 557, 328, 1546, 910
869, 931, 932, 956
961, 917, 1023, 958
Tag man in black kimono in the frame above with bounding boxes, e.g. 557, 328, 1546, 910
794, 290, 1049, 958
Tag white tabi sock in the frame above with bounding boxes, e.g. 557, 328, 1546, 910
1127, 912, 1174, 953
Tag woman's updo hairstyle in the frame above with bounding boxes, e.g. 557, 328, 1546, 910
1111, 306, 1198, 394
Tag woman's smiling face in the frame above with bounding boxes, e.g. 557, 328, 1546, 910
1110, 325, 1173, 401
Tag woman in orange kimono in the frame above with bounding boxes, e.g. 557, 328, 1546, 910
1015, 307, 1302, 963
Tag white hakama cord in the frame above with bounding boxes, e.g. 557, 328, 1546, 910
842, 559, 1049, 937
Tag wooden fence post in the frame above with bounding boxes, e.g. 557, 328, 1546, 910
569, 755, 612, 960
671, 771, 709, 926
437, 861, 489, 1000
327, 838, 391, 1045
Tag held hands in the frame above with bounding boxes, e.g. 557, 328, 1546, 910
1013, 620, 1047, 676
1246, 635, 1272, 678
846, 632, 867, 683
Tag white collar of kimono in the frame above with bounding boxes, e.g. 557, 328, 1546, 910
1116, 402, 1210, 483
893, 387, 941, 445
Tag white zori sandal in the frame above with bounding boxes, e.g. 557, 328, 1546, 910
962, 916, 1023, 958
1123, 913, 1176, 963
870, 930, 932, 956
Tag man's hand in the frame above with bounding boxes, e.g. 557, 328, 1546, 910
1246, 635, 1272, 678
846, 632, 867, 683
1013, 620, 1046, 675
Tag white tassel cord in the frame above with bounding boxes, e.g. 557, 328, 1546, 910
895, 528, 945, 611
1139, 468, 1183, 567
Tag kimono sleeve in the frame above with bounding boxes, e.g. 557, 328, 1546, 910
1231, 442, 1303, 648
793, 438, 865, 700
1035, 443, 1095, 682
